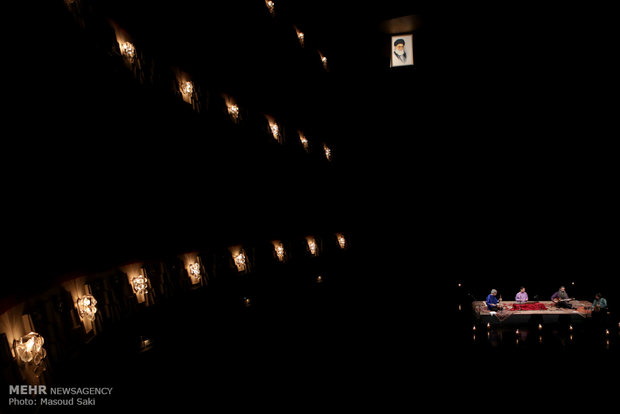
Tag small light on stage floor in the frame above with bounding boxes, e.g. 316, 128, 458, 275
316, 275, 323, 283
515, 329, 519, 335
569, 324, 573, 331
243, 297, 251, 307
472, 325, 476, 331
538, 323, 543, 331
486, 323, 490, 329
606, 329, 610, 336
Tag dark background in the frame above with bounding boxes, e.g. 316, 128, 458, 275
2, 1, 618, 409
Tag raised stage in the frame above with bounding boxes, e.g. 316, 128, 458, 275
473, 300, 592, 325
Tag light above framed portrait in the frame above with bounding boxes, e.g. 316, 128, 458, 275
390, 34, 414, 68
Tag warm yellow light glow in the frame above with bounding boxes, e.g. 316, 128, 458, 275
272, 240, 286, 262
323, 143, 332, 161
120, 41, 136, 60
295, 26, 305, 47
110, 21, 137, 66
319, 51, 328, 70
538, 323, 543, 330
183, 81, 193, 95
131, 274, 149, 294
77, 295, 97, 321
306, 236, 319, 256
336, 233, 346, 249
228, 103, 239, 121
177, 74, 195, 105
316, 275, 323, 283
243, 297, 252, 307
265, 115, 282, 143
189, 262, 202, 285
298, 131, 309, 152
14, 332, 46, 365
265, 0, 275, 16
230, 246, 248, 272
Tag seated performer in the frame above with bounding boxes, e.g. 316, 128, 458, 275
515, 286, 529, 303
551, 286, 574, 308
591, 293, 608, 312
486, 289, 503, 311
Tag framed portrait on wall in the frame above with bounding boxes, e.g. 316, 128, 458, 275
390, 34, 413, 67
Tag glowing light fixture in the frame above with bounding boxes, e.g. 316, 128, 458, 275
265, 0, 275, 16
231, 248, 248, 272
131, 274, 149, 294
295, 26, 305, 47
336, 233, 346, 249
77, 295, 98, 321
316, 275, 323, 283
120, 41, 136, 61
189, 262, 202, 285
319, 51, 328, 70
272, 240, 286, 262
15, 332, 46, 365
270, 122, 280, 141
243, 297, 252, 307
228, 103, 240, 122
298, 131, 309, 152
306, 236, 319, 256
182, 81, 193, 95
179, 79, 194, 104
323, 143, 332, 161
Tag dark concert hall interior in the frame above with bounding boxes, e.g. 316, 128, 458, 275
3, 1, 618, 411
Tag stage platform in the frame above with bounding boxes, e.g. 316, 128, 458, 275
473, 300, 592, 325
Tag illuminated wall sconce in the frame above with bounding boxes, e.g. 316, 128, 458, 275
265, 115, 283, 143
110, 21, 138, 66
316, 275, 323, 284
306, 236, 319, 256
180, 80, 194, 104
227, 103, 240, 123
298, 130, 309, 152
243, 297, 252, 307
265, 0, 275, 16
14, 332, 46, 365
120, 41, 136, 62
294, 26, 305, 47
230, 246, 248, 272
336, 233, 347, 249
131, 273, 149, 295
272, 240, 286, 262
323, 143, 332, 161
318, 51, 328, 70
77, 295, 98, 321
188, 262, 202, 285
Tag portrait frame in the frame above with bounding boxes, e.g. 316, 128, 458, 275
390, 34, 414, 67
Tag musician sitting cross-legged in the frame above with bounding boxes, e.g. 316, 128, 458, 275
486, 289, 504, 311
551, 286, 574, 308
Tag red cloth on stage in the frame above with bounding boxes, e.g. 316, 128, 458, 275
510, 303, 547, 311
